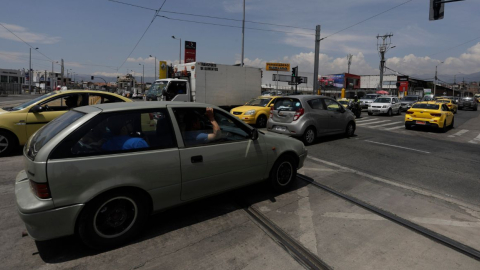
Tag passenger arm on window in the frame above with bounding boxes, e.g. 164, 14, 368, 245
205, 107, 221, 141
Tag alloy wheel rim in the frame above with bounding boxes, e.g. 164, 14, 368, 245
277, 161, 293, 186
305, 129, 314, 143
93, 197, 138, 239
0, 135, 8, 153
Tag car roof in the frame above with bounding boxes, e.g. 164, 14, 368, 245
275, 95, 334, 101
415, 101, 440, 105
74, 101, 218, 114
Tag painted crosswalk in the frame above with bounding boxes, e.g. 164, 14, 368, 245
354, 115, 480, 144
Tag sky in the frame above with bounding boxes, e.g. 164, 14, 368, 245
1, 0, 480, 83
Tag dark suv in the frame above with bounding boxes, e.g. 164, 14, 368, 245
458, 97, 478, 111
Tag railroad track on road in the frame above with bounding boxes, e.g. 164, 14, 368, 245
296, 174, 480, 262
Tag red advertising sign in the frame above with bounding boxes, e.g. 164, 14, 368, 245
184, 41, 196, 63
399, 81, 408, 92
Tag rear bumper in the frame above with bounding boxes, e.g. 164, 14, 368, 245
266, 123, 304, 137
405, 119, 441, 128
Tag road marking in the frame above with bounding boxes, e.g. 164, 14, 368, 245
368, 122, 401, 128
468, 133, 480, 144
356, 120, 390, 126
306, 156, 480, 214
365, 140, 430, 154
448, 129, 469, 138
322, 212, 480, 228
384, 125, 405, 130
355, 118, 378, 123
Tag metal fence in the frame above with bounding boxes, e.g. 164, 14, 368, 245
0, 83, 24, 96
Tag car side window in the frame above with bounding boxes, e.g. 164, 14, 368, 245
173, 108, 250, 147
307, 98, 325, 110
442, 104, 449, 111
40, 94, 86, 111
88, 94, 123, 105
50, 109, 176, 159
323, 99, 342, 111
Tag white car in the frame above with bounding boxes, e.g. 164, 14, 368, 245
368, 97, 401, 116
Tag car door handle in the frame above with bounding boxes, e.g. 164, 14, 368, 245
191, 155, 203, 163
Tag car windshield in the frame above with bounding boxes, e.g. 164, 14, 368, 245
412, 103, 439, 110
148, 81, 168, 94
401, 97, 418, 101
435, 99, 450, 103
338, 100, 349, 105
274, 98, 302, 111
245, 98, 272, 107
10, 92, 57, 111
26, 110, 85, 160
363, 95, 377, 100
373, 98, 391, 103
423, 96, 435, 101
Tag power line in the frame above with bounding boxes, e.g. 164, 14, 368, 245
428, 36, 480, 57
321, 0, 414, 41
157, 16, 315, 36
108, 0, 314, 31
0, 22, 55, 62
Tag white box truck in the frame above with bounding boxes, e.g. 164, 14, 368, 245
146, 62, 262, 110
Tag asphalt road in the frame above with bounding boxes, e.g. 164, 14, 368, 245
1, 96, 480, 269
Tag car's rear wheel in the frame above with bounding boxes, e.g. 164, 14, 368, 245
450, 118, 454, 129
441, 120, 448, 133
0, 131, 17, 157
345, 122, 355, 137
405, 123, 412, 130
302, 127, 316, 145
256, 115, 267, 128
78, 190, 149, 249
270, 155, 297, 192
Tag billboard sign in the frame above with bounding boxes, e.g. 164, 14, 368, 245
159, 61, 167, 79
266, 63, 290, 72
325, 74, 344, 88
184, 41, 196, 63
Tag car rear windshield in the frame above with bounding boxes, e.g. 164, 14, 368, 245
26, 110, 85, 160
273, 98, 303, 111
412, 104, 439, 110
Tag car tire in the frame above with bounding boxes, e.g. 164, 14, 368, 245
256, 115, 267, 128
368, 112, 373, 116
441, 120, 448, 133
0, 131, 17, 157
405, 123, 412, 130
345, 122, 355, 137
397, 108, 401, 115
450, 118, 454, 129
454, 109, 457, 114
302, 127, 316, 145
270, 155, 297, 192
77, 190, 149, 250
387, 109, 392, 116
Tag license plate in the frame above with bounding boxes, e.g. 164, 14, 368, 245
416, 121, 426, 125
275, 126, 286, 131
373, 110, 379, 112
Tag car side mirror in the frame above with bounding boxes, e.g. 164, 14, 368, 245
392, 101, 396, 104
251, 128, 259, 140
269, 103, 274, 107
30, 105, 43, 113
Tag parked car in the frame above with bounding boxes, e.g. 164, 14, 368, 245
458, 97, 478, 111
267, 95, 356, 145
368, 96, 401, 116
0, 90, 131, 156
359, 94, 382, 110
405, 101, 454, 132
230, 96, 280, 128
399, 95, 421, 111
15, 102, 307, 249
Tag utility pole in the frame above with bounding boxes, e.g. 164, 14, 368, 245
347, 54, 353, 74
29, 48, 32, 94
61, 59, 64, 86
434, 61, 443, 96
51, 61, 54, 91
241, 0, 245, 67
453, 74, 456, 98
376, 33, 393, 94
313, 25, 321, 95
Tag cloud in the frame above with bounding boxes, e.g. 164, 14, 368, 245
0, 22, 61, 44
0, 51, 27, 63
92, 72, 123, 77
126, 57, 157, 64
236, 51, 377, 75
222, 0, 255, 13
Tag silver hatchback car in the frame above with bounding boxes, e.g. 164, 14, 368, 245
15, 102, 307, 249
267, 95, 356, 145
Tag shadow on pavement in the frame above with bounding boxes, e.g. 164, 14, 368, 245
35, 178, 311, 263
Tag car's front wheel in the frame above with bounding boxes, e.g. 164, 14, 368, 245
78, 190, 149, 249
0, 131, 17, 157
270, 155, 297, 192
387, 109, 393, 116
345, 122, 355, 137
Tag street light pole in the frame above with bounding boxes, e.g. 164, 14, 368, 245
434, 61, 443, 96
29, 47, 38, 94
241, 0, 245, 67
150, 55, 156, 79
172, 36, 181, 64
139, 63, 144, 92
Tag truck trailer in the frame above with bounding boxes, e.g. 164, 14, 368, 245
146, 62, 262, 110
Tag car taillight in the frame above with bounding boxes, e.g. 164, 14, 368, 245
293, 108, 304, 121
30, 180, 51, 199
447, 104, 452, 107
270, 106, 273, 118
406, 111, 414, 114
430, 113, 441, 117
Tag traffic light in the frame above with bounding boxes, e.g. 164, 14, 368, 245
429, 0, 444, 20
91, 76, 94, 80
291, 66, 298, 84
297, 77, 304, 84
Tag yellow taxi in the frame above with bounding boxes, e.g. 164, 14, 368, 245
0, 90, 131, 156
475, 94, 480, 102
230, 96, 279, 128
435, 98, 458, 114
337, 98, 351, 108
404, 101, 454, 132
